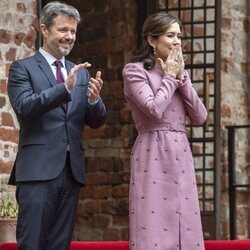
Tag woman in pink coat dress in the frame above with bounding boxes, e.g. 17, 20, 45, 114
122, 12, 207, 250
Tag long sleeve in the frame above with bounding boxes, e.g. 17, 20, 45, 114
122, 63, 179, 121
85, 98, 107, 128
178, 71, 207, 125
8, 60, 71, 120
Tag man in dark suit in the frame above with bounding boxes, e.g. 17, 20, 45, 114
7, 1, 106, 249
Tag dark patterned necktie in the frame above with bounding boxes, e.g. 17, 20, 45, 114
54, 60, 67, 111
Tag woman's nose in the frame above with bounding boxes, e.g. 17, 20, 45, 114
173, 37, 180, 46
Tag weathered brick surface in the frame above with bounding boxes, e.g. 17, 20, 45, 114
0, 0, 37, 176
0, 0, 249, 241
220, 0, 250, 239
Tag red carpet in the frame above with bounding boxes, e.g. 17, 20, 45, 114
1, 240, 250, 250
204, 240, 250, 249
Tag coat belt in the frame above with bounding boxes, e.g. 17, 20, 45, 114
137, 122, 186, 134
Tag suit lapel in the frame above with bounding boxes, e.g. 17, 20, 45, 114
34, 52, 58, 88
34, 52, 66, 115
34, 53, 79, 116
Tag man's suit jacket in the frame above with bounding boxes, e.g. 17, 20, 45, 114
7, 51, 106, 186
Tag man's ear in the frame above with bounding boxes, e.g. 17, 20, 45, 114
40, 24, 48, 37
147, 36, 156, 48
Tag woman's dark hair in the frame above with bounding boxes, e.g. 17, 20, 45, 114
132, 12, 182, 70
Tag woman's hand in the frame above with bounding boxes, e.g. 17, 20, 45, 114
175, 50, 186, 81
157, 49, 181, 77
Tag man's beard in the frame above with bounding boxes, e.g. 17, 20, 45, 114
48, 38, 74, 57
58, 44, 73, 57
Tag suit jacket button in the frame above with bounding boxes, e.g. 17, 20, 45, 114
63, 138, 68, 143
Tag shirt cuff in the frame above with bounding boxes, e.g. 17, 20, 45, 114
64, 83, 71, 93
88, 97, 99, 105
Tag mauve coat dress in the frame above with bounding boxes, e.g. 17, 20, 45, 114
122, 62, 207, 250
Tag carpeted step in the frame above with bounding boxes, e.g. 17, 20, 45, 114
1, 240, 250, 250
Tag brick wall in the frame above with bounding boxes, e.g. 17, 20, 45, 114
220, 0, 250, 239
0, 0, 249, 241
66, 0, 137, 240
0, 0, 137, 241
0, 0, 37, 173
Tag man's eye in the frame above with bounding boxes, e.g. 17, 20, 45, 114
59, 29, 76, 35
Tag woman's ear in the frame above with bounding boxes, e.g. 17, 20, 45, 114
147, 36, 156, 48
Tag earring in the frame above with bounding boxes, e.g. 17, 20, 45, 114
153, 46, 156, 55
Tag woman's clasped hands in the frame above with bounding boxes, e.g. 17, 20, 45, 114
157, 47, 186, 81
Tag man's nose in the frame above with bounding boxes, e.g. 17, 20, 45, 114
65, 31, 74, 39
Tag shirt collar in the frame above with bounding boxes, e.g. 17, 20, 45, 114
39, 48, 66, 67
